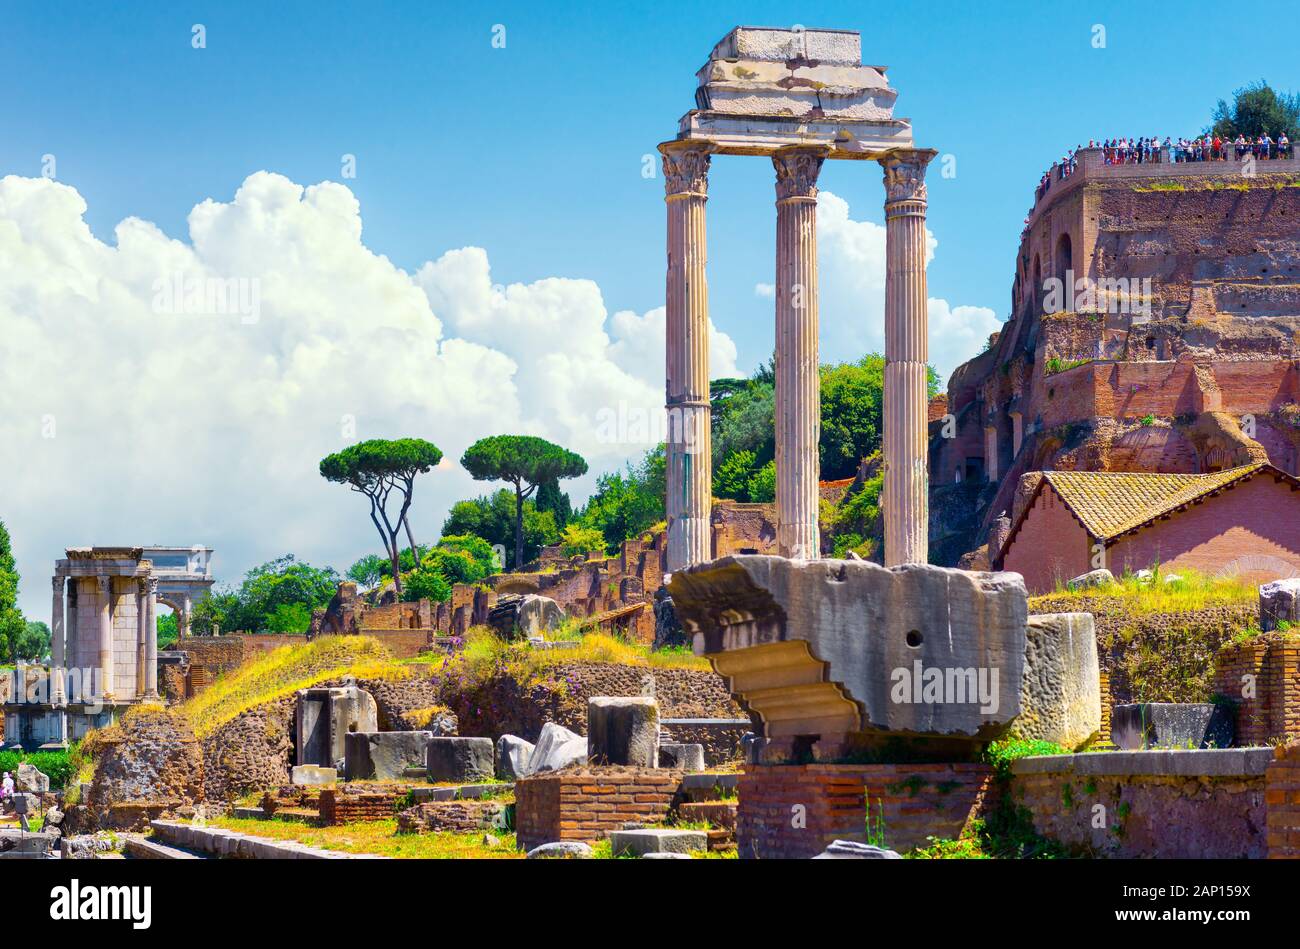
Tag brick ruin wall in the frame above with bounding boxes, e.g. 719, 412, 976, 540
732, 745, 1300, 859
1213, 631, 1300, 746
932, 160, 1300, 563
736, 763, 994, 859
515, 766, 684, 851
316, 502, 778, 648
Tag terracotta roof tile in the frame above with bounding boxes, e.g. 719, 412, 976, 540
1042, 464, 1272, 540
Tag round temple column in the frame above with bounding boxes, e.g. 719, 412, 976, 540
144, 578, 159, 699
659, 141, 713, 573
96, 575, 114, 700
50, 576, 66, 706
773, 145, 829, 559
881, 149, 937, 566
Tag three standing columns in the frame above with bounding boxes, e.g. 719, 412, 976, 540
881, 149, 937, 567
773, 145, 830, 559
660, 141, 714, 573
660, 141, 936, 570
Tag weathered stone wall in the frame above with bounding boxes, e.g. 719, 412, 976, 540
81, 707, 205, 831
433, 661, 741, 743
201, 699, 294, 803
397, 799, 507, 834
514, 766, 683, 851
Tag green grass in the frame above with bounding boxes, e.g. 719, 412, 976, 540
207, 816, 523, 858
1044, 356, 1092, 376
1039, 567, 1256, 617
180, 635, 405, 737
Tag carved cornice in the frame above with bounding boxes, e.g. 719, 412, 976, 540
881, 149, 935, 204
660, 142, 712, 197
773, 146, 829, 201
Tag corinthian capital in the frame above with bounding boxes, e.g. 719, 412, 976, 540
881, 149, 936, 204
660, 141, 712, 197
773, 145, 830, 201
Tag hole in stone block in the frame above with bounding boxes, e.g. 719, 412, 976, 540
906, 630, 923, 648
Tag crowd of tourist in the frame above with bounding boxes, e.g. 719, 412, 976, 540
1025, 132, 1294, 230
1097, 133, 1291, 165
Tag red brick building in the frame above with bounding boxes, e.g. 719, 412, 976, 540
996, 463, 1300, 593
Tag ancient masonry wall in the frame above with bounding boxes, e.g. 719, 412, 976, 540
735, 762, 993, 859
1213, 632, 1300, 746
319, 788, 405, 825
514, 767, 684, 851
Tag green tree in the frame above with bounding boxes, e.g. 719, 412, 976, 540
535, 478, 572, 528
157, 612, 179, 647
402, 567, 452, 603
13, 620, 50, 662
0, 519, 26, 663
572, 446, 666, 553
1210, 81, 1300, 140
441, 490, 559, 565
748, 459, 777, 503
265, 602, 313, 634
346, 554, 388, 589
202, 556, 339, 634
559, 523, 607, 558
320, 438, 443, 593
714, 448, 758, 502
460, 435, 588, 569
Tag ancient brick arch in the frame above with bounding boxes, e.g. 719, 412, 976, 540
494, 576, 542, 596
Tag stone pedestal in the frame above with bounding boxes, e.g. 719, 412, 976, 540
661, 141, 713, 573
773, 145, 829, 559
881, 149, 937, 566
587, 696, 660, 767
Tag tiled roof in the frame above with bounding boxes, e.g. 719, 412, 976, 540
1042, 464, 1277, 540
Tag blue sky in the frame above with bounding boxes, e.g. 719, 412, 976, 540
5, 1, 1293, 374
1, 1, 1297, 616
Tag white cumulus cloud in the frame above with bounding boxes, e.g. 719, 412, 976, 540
752, 190, 999, 383
0, 172, 738, 617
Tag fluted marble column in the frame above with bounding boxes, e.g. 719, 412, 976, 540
881, 149, 937, 566
660, 141, 713, 572
773, 145, 829, 559
50, 576, 66, 706
144, 578, 159, 698
96, 575, 113, 700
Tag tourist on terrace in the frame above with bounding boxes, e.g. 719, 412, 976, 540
0, 772, 12, 805
1280, 133, 1292, 158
